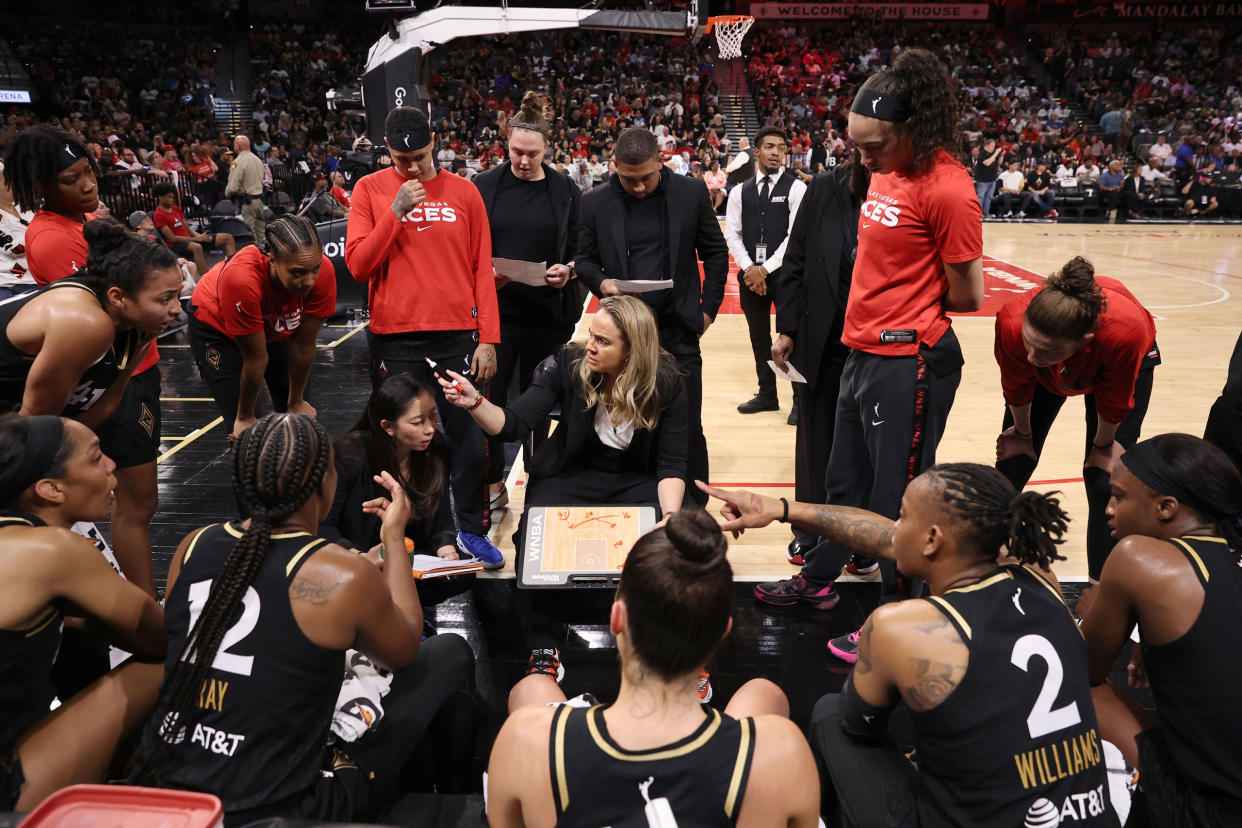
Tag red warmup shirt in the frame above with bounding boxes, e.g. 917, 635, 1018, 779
995, 276, 1157, 424
844, 151, 982, 356
26, 210, 160, 372
153, 205, 192, 238
192, 244, 336, 343
344, 167, 498, 342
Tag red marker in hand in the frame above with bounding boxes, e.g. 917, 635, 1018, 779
425, 357, 463, 393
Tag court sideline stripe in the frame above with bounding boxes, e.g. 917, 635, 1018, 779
157, 417, 223, 464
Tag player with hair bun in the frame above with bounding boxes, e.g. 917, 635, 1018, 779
702, 466, 1118, 827
472, 90, 584, 520
486, 508, 820, 828
995, 255, 1159, 580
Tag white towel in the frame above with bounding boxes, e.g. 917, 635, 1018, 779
331, 649, 393, 742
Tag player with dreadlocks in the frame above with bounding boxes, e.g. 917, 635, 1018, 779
133, 413, 474, 823
700, 467, 1118, 826
1078, 433, 1242, 827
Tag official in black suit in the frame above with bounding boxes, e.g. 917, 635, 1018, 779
575, 127, 729, 505
771, 161, 866, 563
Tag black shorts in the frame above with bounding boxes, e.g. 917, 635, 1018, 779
95, 366, 162, 469
223, 747, 368, 827
169, 235, 224, 258
1, 746, 24, 811
1127, 729, 1242, 828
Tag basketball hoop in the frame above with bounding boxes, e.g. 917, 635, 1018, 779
706, 15, 754, 61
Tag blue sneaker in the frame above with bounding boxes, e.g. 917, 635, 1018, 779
456, 531, 504, 570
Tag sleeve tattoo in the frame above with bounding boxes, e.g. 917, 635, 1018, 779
808, 507, 895, 559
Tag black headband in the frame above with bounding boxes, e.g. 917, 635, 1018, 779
850, 90, 911, 122
8, 416, 65, 497
385, 122, 431, 152
56, 140, 85, 172
1121, 440, 1210, 516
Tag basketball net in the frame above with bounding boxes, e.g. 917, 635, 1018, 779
707, 15, 754, 61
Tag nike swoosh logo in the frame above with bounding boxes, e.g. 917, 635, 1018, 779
871, 419, 885, 426
417, 225, 431, 232
861, 222, 872, 229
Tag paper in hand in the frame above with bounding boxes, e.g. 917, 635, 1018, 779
612, 278, 675, 294
768, 359, 808, 383
411, 554, 485, 579
492, 257, 549, 287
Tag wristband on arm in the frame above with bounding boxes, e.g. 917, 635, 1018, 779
839, 674, 895, 744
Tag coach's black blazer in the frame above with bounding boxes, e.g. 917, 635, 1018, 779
498, 344, 688, 484
575, 169, 729, 335
775, 165, 861, 388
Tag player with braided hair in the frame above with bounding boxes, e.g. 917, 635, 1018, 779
1078, 433, 1242, 827
996, 255, 1159, 580
134, 413, 474, 823
188, 214, 335, 439
701, 469, 1118, 826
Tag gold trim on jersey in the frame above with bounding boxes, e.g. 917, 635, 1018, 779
585, 705, 723, 762
553, 704, 571, 812
285, 538, 329, 577
0, 516, 35, 527
24, 606, 61, 638
221, 521, 312, 541
927, 596, 972, 640
724, 716, 753, 818
1169, 538, 1209, 583
180, 524, 217, 565
1021, 565, 1068, 605
945, 571, 1012, 594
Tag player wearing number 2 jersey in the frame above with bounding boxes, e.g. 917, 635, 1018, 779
133, 414, 474, 823
699, 464, 1118, 827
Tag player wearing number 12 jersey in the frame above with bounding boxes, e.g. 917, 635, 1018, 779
133, 414, 474, 823
697, 464, 1118, 827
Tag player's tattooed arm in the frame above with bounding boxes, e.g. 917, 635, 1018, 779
807, 506, 895, 561
899, 614, 968, 712
855, 614, 877, 675
290, 574, 343, 605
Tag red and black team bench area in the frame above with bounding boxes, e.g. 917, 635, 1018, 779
16, 310, 1136, 827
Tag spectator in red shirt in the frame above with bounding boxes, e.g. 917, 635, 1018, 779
188, 215, 336, 439
755, 50, 984, 666
5, 125, 170, 596
329, 171, 351, 209
151, 182, 235, 276
345, 105, 498, 539
994, 256, 1158, 580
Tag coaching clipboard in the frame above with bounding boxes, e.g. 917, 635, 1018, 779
520, 505, 658, 589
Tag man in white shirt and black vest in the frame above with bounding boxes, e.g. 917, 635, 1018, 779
725, 128, 806, 416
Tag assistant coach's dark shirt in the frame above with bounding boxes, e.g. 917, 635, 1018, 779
491, 174, 560, 331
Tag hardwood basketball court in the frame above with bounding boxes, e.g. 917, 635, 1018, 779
486, 223, 1242, 582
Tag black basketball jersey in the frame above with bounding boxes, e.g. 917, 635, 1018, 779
1143, 535, 1242, 801
913, 566, 1117, 827
137, 522, 342, 812
549, 703, 756, 827
0, 512, 62, 755
0, 278, 140, 415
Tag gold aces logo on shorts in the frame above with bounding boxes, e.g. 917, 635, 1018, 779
205, 344, 222, 371
139, 403, 156, 437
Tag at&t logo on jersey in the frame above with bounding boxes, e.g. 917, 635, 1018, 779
860, 197, 902, 228
1024, 783, 1108, 826
401, 200, 458, 225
